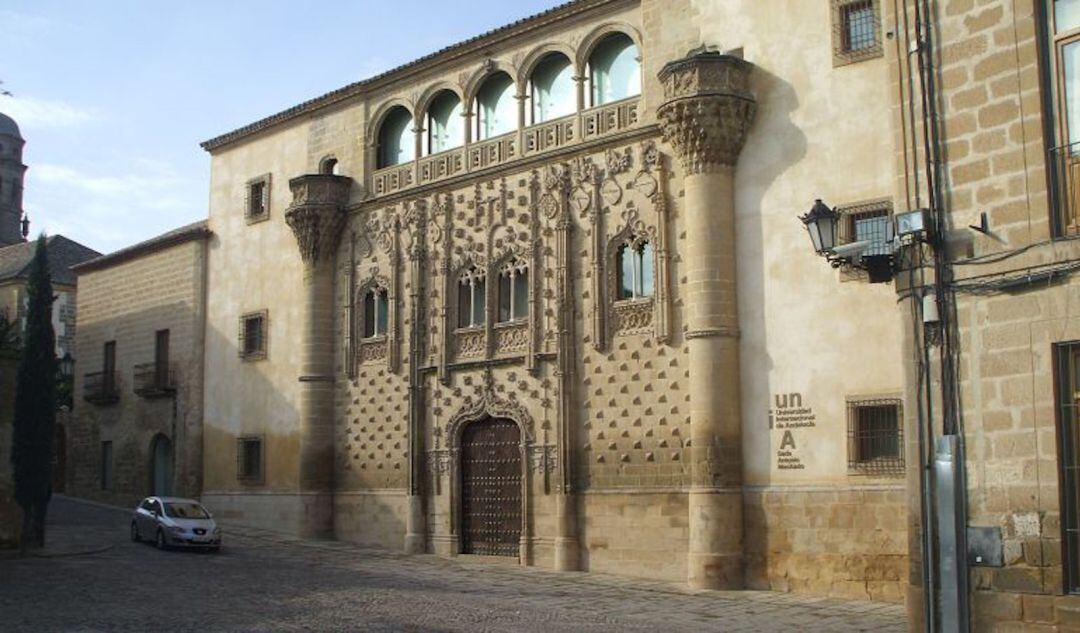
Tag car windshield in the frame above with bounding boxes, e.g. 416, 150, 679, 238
163, 502, 210, 519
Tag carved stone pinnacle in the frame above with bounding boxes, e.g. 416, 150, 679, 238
284, 174, 353, 265
656, 48, 757, 174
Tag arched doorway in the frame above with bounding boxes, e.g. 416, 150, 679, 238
150, 434, 174, 497
460, 417, 522, 557
51, 424, 66, 493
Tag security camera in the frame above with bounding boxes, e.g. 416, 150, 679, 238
831, 240, 872, 262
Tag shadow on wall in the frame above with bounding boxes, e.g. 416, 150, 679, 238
734, 64, 807, 480
196, 270, 407, 545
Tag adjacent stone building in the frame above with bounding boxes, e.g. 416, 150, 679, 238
67, 222, 209, 508
0, 350, 19, 547
888, 0, 1080, 630
197, 0, 907, 602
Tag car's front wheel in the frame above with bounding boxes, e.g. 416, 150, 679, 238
155, 529, 167, 550
130, 522, 140, 543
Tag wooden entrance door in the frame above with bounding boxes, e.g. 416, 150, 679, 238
460, 418, 521, 557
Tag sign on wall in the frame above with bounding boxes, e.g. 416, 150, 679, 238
769, 392, 817, 471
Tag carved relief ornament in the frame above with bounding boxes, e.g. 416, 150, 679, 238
445, 372, 536, 447
285, 174, 353, 264
656, 48, 757, 174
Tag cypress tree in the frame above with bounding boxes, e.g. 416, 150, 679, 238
11, 235, 56, 550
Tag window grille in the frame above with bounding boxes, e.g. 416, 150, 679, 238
239, 310, 268, 361
831, 0, 882, 66
843, 1, 876, 51
847, 397, 903, 475
1056, 341, 1080, 592
245, 174, 271, 223
236, 436, 263, 482
835, 199, 893, 278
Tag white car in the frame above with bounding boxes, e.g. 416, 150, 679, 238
130, 496, 221, 551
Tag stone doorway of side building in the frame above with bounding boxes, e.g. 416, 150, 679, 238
460, 417, 522, 558
150, 434, 174, 497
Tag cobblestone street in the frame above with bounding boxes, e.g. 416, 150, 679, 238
0, 497, 907, 632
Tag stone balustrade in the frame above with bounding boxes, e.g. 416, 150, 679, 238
369, 96, 641, 199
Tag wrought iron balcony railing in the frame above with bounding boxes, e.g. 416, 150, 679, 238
1050, 143, 1080, 237
133, 362, 176, 398
83, 371, 120, 405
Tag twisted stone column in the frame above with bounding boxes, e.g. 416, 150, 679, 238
657, 48, 756, 590
285, 174, 352, 539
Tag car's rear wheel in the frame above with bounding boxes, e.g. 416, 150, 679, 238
130, 522, 140, 542
155, 529, 167, 550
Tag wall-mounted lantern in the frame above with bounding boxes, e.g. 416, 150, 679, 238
799, 198, 895, 283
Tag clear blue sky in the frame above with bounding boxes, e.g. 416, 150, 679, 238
0, 0, 561, 254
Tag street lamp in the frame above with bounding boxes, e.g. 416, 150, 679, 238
800, 199, 839, 256
60, 352, 74, 378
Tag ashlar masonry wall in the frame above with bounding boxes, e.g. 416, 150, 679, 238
69, 238, 207, 508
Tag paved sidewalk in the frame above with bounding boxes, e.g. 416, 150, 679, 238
0, 496, 908, 632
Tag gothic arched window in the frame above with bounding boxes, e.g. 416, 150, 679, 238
362, 288, 389, 338
530, 53, 575, 124
497, 260, 529, 323
475, 72, 516, 140
426, 90, 464, 155
616, 239, 654, 300
588, 33, 641, 106
457, 267, 486, 328
377, 106, 415, 168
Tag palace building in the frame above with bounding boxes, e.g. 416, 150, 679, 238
69, 0, 1080, 629
192, 0, 907, 601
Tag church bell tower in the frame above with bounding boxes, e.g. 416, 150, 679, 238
0, 111, 28, 246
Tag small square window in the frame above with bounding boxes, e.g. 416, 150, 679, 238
237, 436, 263, 482
245, 174, 271, 223
832, 0, 882, 66
239, 310, 268, 361
847, 397, 903, 475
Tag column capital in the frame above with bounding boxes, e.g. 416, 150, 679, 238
657, 46, 757, 175
284, 174, 353, 265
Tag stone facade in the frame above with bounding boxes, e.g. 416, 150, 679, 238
67, 223, 209, 508
0, 351, 19, 547
885, 0, 1080, 630
198, 0, 907, 603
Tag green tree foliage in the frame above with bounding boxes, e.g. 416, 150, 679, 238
11, 235, 56, 550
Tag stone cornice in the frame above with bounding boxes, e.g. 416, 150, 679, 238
284, 175, 353, 265
656, 48, 757, 174
73, 221, 209, 274
200, 0, 628, 153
